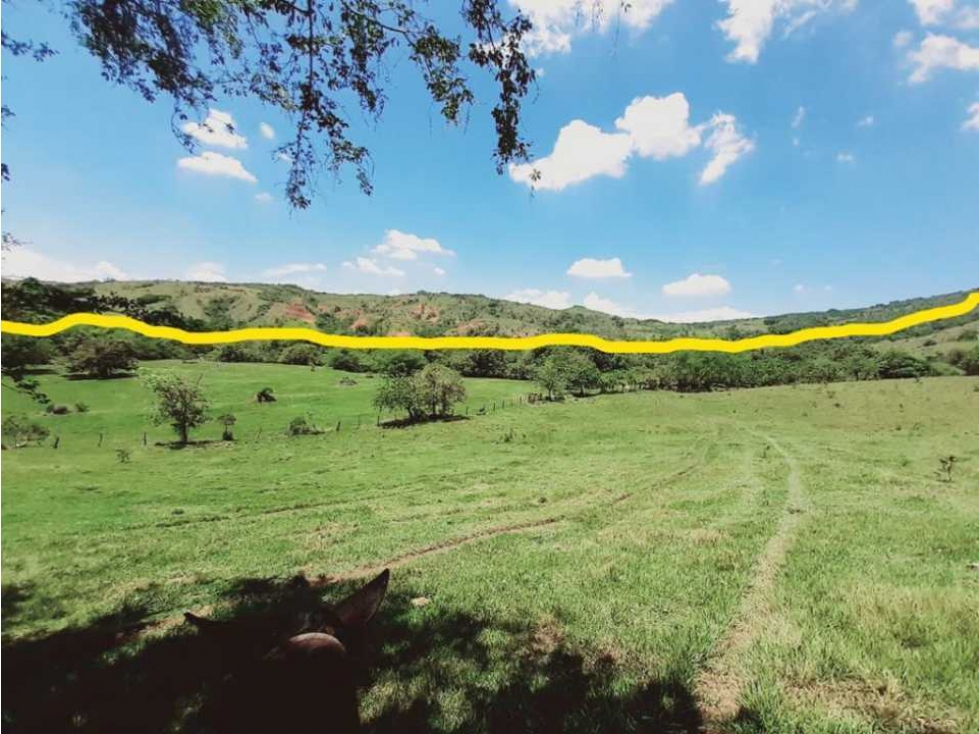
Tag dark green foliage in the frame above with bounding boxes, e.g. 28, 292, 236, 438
74, 402, 90, 413
278, 343, 323, 366
116, 448, 131, 464
877, 351, 933, 380
328, 349, 368, 373
953, 346, 979, 376
1, 335, 54, 374
377, 350, 426, 377
67, 0, 537, 207
256, 387, 276, 403
65, 335, 138, 379
45, 404, 70, 416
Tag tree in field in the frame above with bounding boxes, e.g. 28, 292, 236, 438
564, 351, 601, 396
146, 373, 210, 444
374, 375, 423, 422
535, 354, 570, 400
374, 364, 465, 421
414, 363, 466, 417
65, 334, 137, 379
5, 1, 538, 208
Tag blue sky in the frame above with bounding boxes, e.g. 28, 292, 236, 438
2, 0, 977, 322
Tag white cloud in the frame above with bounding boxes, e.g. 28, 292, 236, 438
186, 262, 227, 282
651, 306, 754, 323
510, 0, 673, 56
792, 105, 807, 128
857, 114, 875, 127
181, 108, 247, 149
700, 114, 755, 185
615, 93, 703, 159
177, 151, 257, 183
509, 120, 633, 191
582, 292, 753, 322
276, 152, 293, 163
566, 257, 632, 279
836, 151, 856, 162
662, 273, 732, 297
908, 34, 979, 83
793, 283, 806, 293
794, 282, 834, 294
582, 292, 644, 318
372, 229, 454, 260
718, 0, 854, 64
254, 192, 273, 203
964, 101, 979, 130
264, 262, 327, 278
957, 6, 979, 29
2, 247, 129, 282
433, 266, 447, 276
504, 288, 573, 309
510, 93, 753, 191
894, 30, 914, 47
910, 0, 956, 26
259, 122, 275, 140
342, 257, 405, 277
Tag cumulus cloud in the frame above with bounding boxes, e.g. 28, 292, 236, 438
718, 0, 855, 64
181, 108, 247, 149
911, 0, 955, 25
254, 192, 273, 203
259, 122, 275, 140
700, 114, 755, 185
509, 93, 753, 191
836, 151, 856, 162
433, 266, 447, 276
510, 0, 673, 56
372, 229, 454, 260
186, 262, 228, 282
581, 292, 753, 322
964, 101, 979, 130
582, 292, 645, 318
908, 34, 979, 83
504, 288, 573, 309
662, 273, 732, 297
509, 120, 633, 190
2, 247, 129, 282
857, 114, 875, 127
264, 262, 327, 278
177, 152, 257, 183
566, 257, 632, 279
342, 257, 405, 277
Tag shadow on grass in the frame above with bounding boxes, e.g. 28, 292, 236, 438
2, 574, 702, 733
379, 415, 471, 429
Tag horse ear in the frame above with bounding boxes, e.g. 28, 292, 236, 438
332, 569, 389, 628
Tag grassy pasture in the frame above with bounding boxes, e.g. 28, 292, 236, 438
2, 363, 978, 733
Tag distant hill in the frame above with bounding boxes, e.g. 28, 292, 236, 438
69, 280, 977, 342
1, 277, 976, 343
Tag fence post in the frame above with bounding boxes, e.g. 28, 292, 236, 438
256, 427, 262, 441
336, 421, 341, 432
143, 432, 147, 446
53, 436, 60, 449
98, 432, 104, 447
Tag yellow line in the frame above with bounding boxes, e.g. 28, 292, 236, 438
2, 293, 977, 354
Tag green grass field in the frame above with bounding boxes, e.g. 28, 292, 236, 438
2, 363, 978, 733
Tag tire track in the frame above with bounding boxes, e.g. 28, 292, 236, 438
694, 433, 807, 731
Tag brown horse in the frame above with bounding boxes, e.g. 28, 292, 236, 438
184, 569, 389, 733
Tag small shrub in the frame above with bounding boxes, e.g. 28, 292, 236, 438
116, 448, 132, 464
2, 415, 50, 448
256, 387, 276, 403
937, 455, 958, 483
46, 404, 71, 415
218, 413, 237, 441
75, 402, 90, 413
288, 415, 319, 436
922, 338, 937, 347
